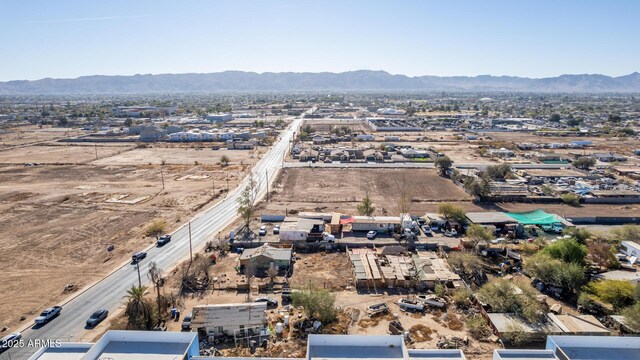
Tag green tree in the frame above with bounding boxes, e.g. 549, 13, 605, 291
452, 288, 473, 308
434, 155, 453, 176
484, 164, 512, 181
466, 314, 490, 339
434, 283, 446, 297
237, 174, 258, 232
124, 285, 154, 330
583, 280, 636, 310
561, 193, 580, 207
477, 279, 544, 322
542, 238, 588, 266
548, 113, 562, 122
448, 252, 483, 276
573, 157, 596, 170
437, 203, 467, 224
465, 224, 494, 250
611, 225, 640, 244
562, 227, 592, 244
292, 289, 337, 323
524, 253, 585, 293
464, 176, 492, 199
357, 191, 375, 216
145, 219, 167, 239
621, 303, 640, 332
148, 262, 165, 321
124, 118, 133, 127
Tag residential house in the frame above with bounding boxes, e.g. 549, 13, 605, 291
239, 244, 292, 273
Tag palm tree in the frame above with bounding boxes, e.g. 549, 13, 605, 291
124, 285, 153, 330
148, 262, 165, 321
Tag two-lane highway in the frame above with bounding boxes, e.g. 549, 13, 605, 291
5, 117, 302, 360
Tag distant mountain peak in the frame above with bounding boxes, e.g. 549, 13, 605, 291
0, 70, 639, 94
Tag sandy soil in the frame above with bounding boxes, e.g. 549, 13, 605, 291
0, 144, 131, 164
289, 252, 353, 291
262, 168, 479, 216
92, 144, 260, 166
0, 125, 85, 148
0, 160, 249, 332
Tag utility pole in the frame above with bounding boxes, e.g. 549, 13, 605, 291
136, 262, 142, 288
160, 167, 165, 190
265, 170, 269, 202
226, 171, 229, 190
212, 179, 215, 196
189, 221, 193, 263
94, 143, 98, 160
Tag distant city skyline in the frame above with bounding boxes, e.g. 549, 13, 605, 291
1, 0, 639, 82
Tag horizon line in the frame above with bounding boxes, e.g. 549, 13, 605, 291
2, 69, 639, 83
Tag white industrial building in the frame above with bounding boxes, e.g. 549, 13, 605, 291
206, 113, 233, 122
190, 302, 267, 337
25, 333, 640, 360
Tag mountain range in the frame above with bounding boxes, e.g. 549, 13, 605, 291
1, 70, 640, 94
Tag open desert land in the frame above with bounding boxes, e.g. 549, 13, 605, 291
262, 168, 486, 215
91, 143, 261, 166
0, 143, 132, 164
0, 143, 257, 331
0, 125, 85, 149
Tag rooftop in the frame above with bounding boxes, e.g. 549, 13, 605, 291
546, 335, 640, 360
465, 211, 518, 224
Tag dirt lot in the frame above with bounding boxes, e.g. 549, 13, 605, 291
0, 143, 131, 164
263, 168, 479, 215
92, 144, 260, 166
0, 156, 250, 332
289, 252, 353, 291
0, 125, 84, 148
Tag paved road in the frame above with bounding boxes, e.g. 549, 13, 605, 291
4, 117, 302, 360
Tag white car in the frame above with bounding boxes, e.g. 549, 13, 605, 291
273, 225, 280, 234
443, 229, 458, 237
258, 226, 267, 236
366, 231, 377, 240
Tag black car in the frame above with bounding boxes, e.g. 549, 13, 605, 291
254, 297, 278, 309
157, 234, 171, 246
132, 251, 147, 263
86, 309, 109, 327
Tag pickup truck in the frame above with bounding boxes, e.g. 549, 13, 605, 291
35, 306, 62, 325
157, 234, 171, 246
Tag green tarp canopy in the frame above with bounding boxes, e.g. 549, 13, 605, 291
505, 209, 562, 225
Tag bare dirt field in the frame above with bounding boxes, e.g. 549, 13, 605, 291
263, 168, 479, 215
92, 144, 260, 166
289, 252, 353, 291
0, 143, 132, 164
0, 160, 249, 332
0, 125, 84, 148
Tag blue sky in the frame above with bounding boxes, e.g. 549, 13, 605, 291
0, 0, 639, 81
